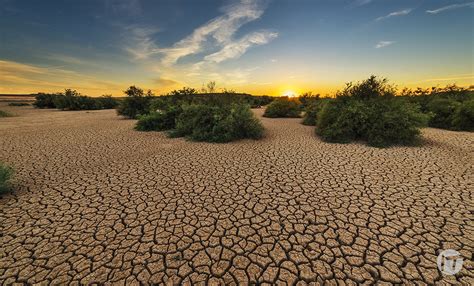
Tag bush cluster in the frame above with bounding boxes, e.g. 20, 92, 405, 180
117, 85, 274, 120
402, 85, 473, 131
452, 100, 474, 131
172, 104, 263, 142
121, 85, 268, 142
426, 98, 460, 129
0, 162, 13, 194
136, 101, 264, 143
34, 93, 57, 108
8, 102, 30, 106
247, 96, 274, 108
424, 98, 474, 131
33, 90, 118, 110
263, 98, 301, 118
135, 105, 182, 132
316, 76, 429, 147
302, 100, 327, 126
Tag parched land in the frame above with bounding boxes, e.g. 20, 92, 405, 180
0, 103, 473, 285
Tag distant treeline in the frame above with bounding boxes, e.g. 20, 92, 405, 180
115, 86, 274, 119
32, 80, 473, 139
34, 89, 118, 110
33, 87, 273, 112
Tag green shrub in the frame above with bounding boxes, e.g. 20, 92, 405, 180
452, 100, 474, 131
34, 93, 58, 108
149, 97, 177, 111
316, 76, 428, 147
364, 99, 429, 147
299, 92, 321, 110
302, 100, 327, 126
0, 162, 13, 194
8, 102, 30, 106
247, 96, 274, 108
172, 104, 263, 142
221, 104, 264, 140
317, 99, 370, 143
53, 89, 97, 110
426, 98, 461, 129
135, 105, 182, 132
117, 86, 153, 119
36, 90, 118, 111
172, 104, 223, 141
263, 98, 301, 118
338, 75, 396, 100
0, 110, 13, 117
95, 95, 119, 109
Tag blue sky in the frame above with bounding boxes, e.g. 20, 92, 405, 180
0, 0, 473, 95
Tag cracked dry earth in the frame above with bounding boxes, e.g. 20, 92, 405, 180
0, 104, 473, 285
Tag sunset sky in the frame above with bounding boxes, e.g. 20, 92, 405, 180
1, 0, 473, 96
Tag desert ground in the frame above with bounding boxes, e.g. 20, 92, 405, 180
0, 102, 473, 285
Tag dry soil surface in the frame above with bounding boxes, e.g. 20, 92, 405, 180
0, 104, 473, 285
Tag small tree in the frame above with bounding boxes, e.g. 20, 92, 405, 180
125, 86, 144, 97
117, 86, 153, 119
207, 81, 216, 93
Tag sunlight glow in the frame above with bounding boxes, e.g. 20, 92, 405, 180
282, 90, 297, 97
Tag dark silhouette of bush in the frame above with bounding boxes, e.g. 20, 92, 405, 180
302, 100, 327, 126
53, 89, 95, 110
171, 104, 263, 142
426, 98, 461, 129
117, 86, 154, 119
299, 92, 321, 110
34, 93, 58, 108
247, 95, 274, 108
8, 102, 30, 106
0, 162, 13, 194
34, 90, 118, 110
316, 76, 429, 147
452, 99, 474, 131
95, 95, 119, 109
263, 98, 301, 118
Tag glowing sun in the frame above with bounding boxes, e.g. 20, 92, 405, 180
282, 90, 297, 97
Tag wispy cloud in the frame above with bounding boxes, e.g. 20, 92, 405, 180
426, 2, 474, 14
376, 9, 412, 21
124, 25, 161, 60
0, 60, 122, 94
419, 74, 474, 82
160, 0, 270, 65
355, 0, 373, 6
203, 31, 278, 63
375, 41, 395, 48
125, 0, 277, 67
154, 78, 180, 87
